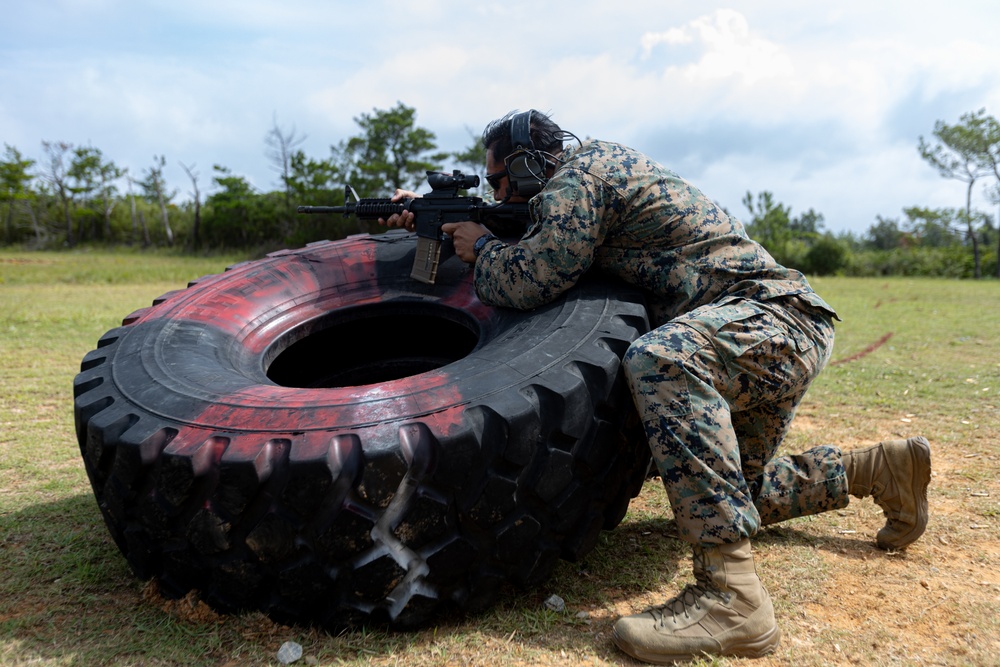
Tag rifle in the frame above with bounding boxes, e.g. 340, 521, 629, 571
297, 170, 531, 285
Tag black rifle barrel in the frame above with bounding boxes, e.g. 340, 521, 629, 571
296, 200, 404, 217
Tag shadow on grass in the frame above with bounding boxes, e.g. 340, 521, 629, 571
0, 492, 687, 665
0, 492, 912, 666
0, 493, 257, 665
0, 492, 127, 595
755, 518, 909, 561
435, 516, 917, 664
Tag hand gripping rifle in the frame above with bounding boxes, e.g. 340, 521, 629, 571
297, 170, 530, 285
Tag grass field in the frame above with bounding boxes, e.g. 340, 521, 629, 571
1, 250, 998, 666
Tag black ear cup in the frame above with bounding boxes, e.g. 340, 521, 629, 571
506, 110, 547, 197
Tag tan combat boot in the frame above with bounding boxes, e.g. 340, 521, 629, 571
612, 539, 780, 664
843, 436, 931, 550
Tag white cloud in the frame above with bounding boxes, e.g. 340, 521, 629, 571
3, 1, 1000, 233
640, 28, 692, 57
701, 139, 970, 232
644, 9, 794, 86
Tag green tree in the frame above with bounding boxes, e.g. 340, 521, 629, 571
451, 128, 488, 198
95, 155, 124, 242
68, 146, 101, 242
803, 233, 848, 275
902, 207, 961, 248
989, 191, 1000, 278
742, 190, 793, 260
336, 102, 447, 196
287, 150, 341, 203
974, 112, 1000, 277
865, 215, 904, 250
69, 146, 123, 242
743, 191, 833, 271
790, 208, 824, 237
202, 165, 283, 248
0, 144, 37, 244
918, 109, 994, 278
204, 165, 255, 246
285, 150, 348, 245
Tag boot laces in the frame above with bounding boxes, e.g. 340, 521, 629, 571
648, 584, 730, 627
647, 550, 730, 627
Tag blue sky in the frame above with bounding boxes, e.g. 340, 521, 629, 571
3, 0, 1000, 235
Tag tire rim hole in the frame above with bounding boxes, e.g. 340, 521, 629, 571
265, 303, 480, 388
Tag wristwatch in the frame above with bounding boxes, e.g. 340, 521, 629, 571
472, 233, 498, 257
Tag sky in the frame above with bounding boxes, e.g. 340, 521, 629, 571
3, 0, 1000, 236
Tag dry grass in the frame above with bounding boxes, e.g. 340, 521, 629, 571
1, 254, 998, 666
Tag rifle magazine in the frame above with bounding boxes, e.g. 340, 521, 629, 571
410, 237, 442, 285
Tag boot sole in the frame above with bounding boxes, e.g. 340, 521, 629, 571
876, 436, 931, 550
612, 624, 782, 664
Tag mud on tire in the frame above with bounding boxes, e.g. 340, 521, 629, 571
74, 231, 651, 627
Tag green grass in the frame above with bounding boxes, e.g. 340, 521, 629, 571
1, 250, 253, 666
0, 248, 249, 285
780, 276, 1000, 450
1, 251, 998, 666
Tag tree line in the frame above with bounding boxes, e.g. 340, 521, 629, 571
1, 103, 998, 278
741, 108, 1000, 279
0, 102, 484, 252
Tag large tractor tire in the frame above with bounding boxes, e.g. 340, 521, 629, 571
73, 231, 651, 628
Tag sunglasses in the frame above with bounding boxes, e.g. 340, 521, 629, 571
485, 170, 506, 191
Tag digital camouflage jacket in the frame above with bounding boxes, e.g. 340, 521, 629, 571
473, 140, 837, 326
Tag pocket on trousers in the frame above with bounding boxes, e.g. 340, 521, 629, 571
636, 360, 692, 418
711, 305, 777, 378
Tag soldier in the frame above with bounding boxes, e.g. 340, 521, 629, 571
382, 109, 931, 663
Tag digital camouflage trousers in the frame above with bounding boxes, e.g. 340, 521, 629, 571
623, 295, 846, 545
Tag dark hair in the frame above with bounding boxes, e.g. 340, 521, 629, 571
481, 109, 564, 161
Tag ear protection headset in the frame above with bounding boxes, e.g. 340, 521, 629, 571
505, 110, 549, 197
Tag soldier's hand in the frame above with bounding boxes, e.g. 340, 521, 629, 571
378, 189, 420, 231
441, 221, 490, 263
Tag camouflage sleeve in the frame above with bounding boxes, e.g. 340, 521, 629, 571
473, 168, 616, 309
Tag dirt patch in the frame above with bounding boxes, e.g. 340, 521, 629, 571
142, 581, 222, 625
752, 430, 998, 665
10, 429, 995, 667
829, 332, 894, 366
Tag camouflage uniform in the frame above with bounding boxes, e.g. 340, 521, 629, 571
473, 140, 846, 546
